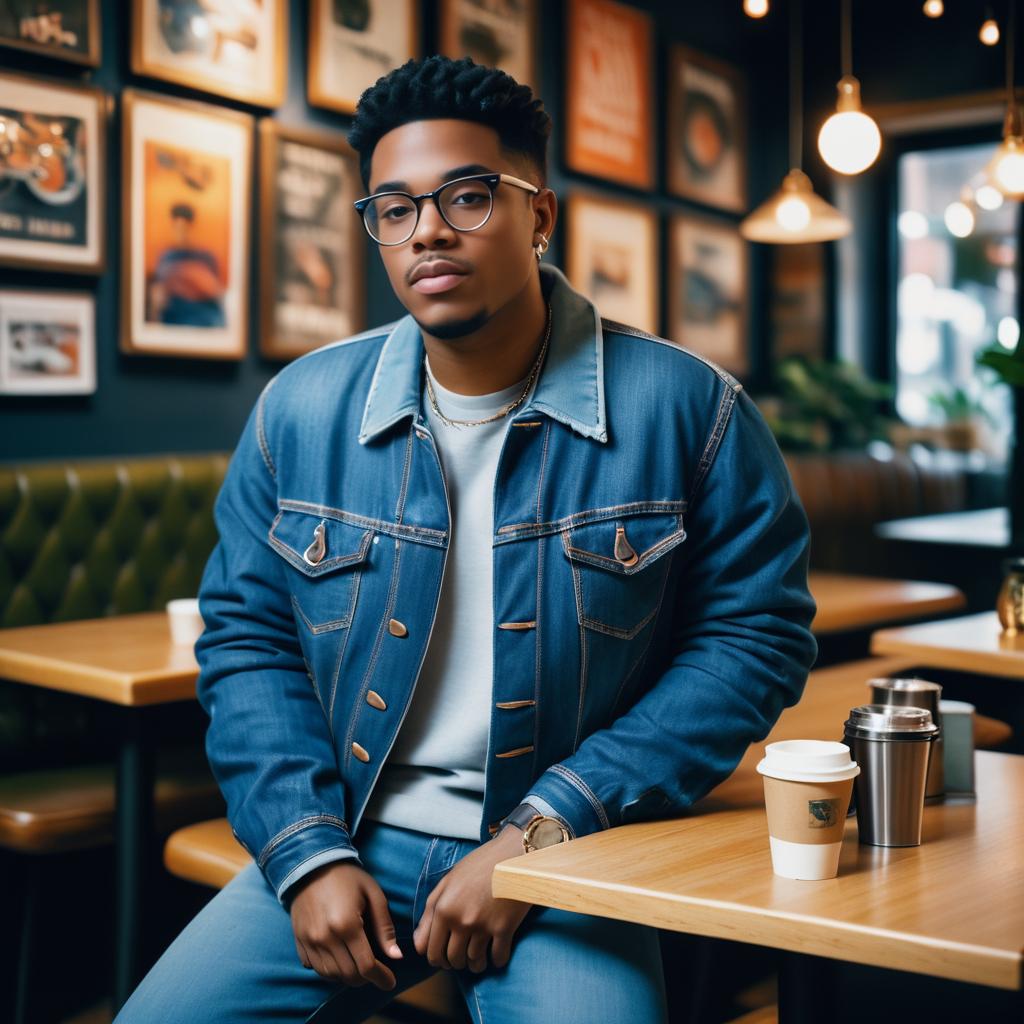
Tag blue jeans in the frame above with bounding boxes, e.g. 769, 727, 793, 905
114, 819, 668, 1023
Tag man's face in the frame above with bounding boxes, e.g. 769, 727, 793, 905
366, 119, 542, 340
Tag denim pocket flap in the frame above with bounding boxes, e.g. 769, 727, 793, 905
269, 509, 374, 577
561, 510, 687, 576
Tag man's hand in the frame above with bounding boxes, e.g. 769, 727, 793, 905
289, 860, 403, 989
413, 825, 531, 973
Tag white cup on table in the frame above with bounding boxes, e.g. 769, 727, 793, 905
166, 598, 204, 647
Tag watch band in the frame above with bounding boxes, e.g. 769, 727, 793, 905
497, 801, 541, 834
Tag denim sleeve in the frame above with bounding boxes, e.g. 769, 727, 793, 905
195, 388, 360, 904
524, 387, 818, 839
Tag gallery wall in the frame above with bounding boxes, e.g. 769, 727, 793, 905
1, 0, 788, 461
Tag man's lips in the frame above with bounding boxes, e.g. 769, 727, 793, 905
408, 259, 470, 295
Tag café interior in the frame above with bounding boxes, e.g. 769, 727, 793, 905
1, 1, 1022, 1022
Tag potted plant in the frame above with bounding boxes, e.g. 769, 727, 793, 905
978, 341, 1024, 547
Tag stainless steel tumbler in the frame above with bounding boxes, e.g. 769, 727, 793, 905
868, 677, 944, 799
844, 704, 938, 847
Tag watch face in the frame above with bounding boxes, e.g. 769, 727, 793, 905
531, 818, 567, 849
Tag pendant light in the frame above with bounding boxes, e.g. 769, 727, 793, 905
922, 0, 943, 16
817, 0, 882, 175
744, 0, 769, 17
740, 0, 851, 243
989, 0, 1024, 199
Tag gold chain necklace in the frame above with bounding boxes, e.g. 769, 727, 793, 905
424, 304, 552, 429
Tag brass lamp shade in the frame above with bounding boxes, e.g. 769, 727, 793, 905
740, 169, 852, 243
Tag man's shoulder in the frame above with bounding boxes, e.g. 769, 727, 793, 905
599, 317, 743, 394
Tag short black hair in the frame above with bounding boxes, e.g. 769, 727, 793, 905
348, 55, 551, 190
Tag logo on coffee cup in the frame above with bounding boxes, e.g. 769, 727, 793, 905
808, 798, 840, 828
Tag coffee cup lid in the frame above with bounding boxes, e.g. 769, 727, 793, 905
844, 704, 939, 740
868, 676, 941, 694
756, 739, 860, 783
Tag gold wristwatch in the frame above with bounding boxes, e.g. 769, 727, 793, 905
500, 802, 570, 853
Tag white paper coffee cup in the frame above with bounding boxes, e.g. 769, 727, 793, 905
167, 597, 204, 647
756, 740, 859, 880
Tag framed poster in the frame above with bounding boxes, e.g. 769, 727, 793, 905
131, 0, 286, 107
121, 90, 253, 360
258, 120, 364, 360
0, 0, 100, 66
308, 0, 419, 116
771, 243, 826, 361
667, 46, 747, 212
0, 72, 106, 273
566, 192, 658, 336
440, 0, 535, 88
0, 289, 95, 395
668, 213, 748, 376
565, 0, 653, 190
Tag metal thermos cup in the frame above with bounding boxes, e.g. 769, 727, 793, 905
869, 677, 944, 799
844, 704, 938, 847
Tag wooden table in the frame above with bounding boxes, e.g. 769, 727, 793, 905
0, 612, 199, 1010
875, 507, 1008, 549
871, 611, 1024, 680
493, 657, 1023, 1017
808, 571, 965, 635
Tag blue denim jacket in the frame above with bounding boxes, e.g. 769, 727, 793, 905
196, 265, 817, 902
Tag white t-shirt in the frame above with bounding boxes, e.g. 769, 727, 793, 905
362, 364, 531, 838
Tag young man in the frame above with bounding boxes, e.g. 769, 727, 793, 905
116, 56, 816, 1024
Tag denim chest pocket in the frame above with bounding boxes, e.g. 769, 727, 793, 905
268, 508, 373, 634
561, 506, 687, 639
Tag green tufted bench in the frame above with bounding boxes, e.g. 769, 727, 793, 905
0, 453, 230, 1022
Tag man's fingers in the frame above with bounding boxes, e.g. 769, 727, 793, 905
295, 938, 313, 970
465, 932, 490, 974
364, 882, 403, 959
425, 908, 453, 970
446, 929, 470, 971
345, 926, 397, 990
413, 884, 439, 955
323, 941, 364, 987
490, 931, 513, 970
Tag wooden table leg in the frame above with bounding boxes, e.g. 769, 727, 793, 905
112, 706, 155, 1013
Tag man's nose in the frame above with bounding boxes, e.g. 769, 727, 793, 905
410, 198, 456, 248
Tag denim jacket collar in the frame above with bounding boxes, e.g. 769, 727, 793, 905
357, 264, 608, 445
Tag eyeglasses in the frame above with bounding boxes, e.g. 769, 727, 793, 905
354, 172, 540, 246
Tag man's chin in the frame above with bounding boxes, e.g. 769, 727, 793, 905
412, 308, 490, 341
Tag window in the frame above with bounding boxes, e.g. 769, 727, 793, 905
895, 142, 1016, 457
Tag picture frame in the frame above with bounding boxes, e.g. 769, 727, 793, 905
0, 71, 107, 273
131, 0, 286, 108
308, 0, 420, 116
667, 212, 749, 376
439, 0, 536, 89
566, 192, 659, 336
667, 45, 747, 213
0, 288, 96, 395
565, 0, 653, 190
121, 89, 253, 361
258, 120, 365, 361
0, 0, 100, 66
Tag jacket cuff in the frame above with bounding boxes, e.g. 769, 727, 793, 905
524, 765, 610, 840
276, 847, 362, 906
256, 817, 358, 902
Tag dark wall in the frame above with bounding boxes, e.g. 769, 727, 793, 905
1, 0, 788, 462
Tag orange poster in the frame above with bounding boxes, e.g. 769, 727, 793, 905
566, 0, 653, 189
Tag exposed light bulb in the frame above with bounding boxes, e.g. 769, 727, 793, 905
980, 18, 1000, 45
817, 77, 882, 175
744, 0, 769, 17
998, 316, 1021, 349
776, 195, 812, 232
898, 210, 929, 239
944, 201, 975, 238
922, 0, 943, 16
990, 135, 1024, 197
190, 14, 209, 39
975, 183, 1005, 209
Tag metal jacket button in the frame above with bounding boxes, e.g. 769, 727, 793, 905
303, 521, 327, 566
388, 618, 408, 637
366, 690, 387, 711
351, 742, 370, 763
614, 526, 638, 567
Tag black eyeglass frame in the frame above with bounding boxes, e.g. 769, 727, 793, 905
353, 172, 540, 245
